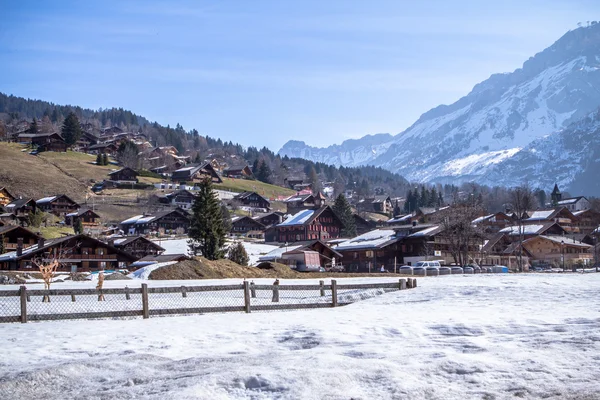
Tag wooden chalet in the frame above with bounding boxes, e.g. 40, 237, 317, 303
36, 195, 80, 216
499, 222, 567, 241
120, 209, 190, 235
158, 190, 197, 210
77, 131, 100, 150
233, 191, 270, 210
18, 132, 68, 152
523, 207, 578, 233
258, 239, 342, 269
231, 216, 266, 237
275, 206, 344, 243
254, 212, 284, 228
284, 192, 325, 214
285, 178, 305, 189
0, 226, 42, 252
65, 209, 101, 226
88, 142, 118, 155
523, 235, 593, 267
171, 163, 222, 184
0, 188, 16, 207
0, 213, 18, 226
413, 206, 452, 224
4, 198, 36, 219
0, 234, 138, 271
335, 229, 404, 272
113, 236, 165, 259
108, 167, 139, 183
572, 209, 600, 235
357, 195, 393, 214
472, 212, 514, 233
223, 165, 253, 179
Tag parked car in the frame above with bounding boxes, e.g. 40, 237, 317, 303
91, 182, 104, 193
415, 261, 442, 268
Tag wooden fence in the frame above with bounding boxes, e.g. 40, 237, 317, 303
0, 279, 418, 323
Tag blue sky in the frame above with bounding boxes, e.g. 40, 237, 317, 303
0, 0, 597, 150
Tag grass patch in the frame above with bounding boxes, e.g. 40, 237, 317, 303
38, 225, 75, 239
216, 178, 295, 199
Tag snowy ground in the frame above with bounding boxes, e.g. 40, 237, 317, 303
1, 274, 599, 399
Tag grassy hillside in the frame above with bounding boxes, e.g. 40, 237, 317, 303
0, 143, 90, 202
216, 177, 295, 199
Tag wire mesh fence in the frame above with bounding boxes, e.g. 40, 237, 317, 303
0, 278, 418, 323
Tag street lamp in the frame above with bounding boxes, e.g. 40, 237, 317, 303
594, 236, 598, 273
561, 239, 565, 272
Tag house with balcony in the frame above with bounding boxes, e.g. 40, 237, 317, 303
36, 195, 80, 216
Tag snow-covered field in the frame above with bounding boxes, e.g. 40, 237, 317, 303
1, 274, 599, 399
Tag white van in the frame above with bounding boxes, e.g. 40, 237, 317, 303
415, 261, 442, 268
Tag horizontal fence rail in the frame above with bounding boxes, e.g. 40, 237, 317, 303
0, 278, 418, 324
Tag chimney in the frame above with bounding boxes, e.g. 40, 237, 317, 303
16, 238, 23, 257
38, 237, 45, 249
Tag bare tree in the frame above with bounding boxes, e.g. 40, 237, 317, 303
508, 184, 537, 272
440, 199, 485, 266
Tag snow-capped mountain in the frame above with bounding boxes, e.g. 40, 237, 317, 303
279, 24, 600, 193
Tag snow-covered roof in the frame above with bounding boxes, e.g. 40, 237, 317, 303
258, 245, 303, 261
500, 225, 546, 235
557, 197, 586, 205
407, 225, 441, 237
387, 215, 412, 224
335, 229, 398, 251
472, 214, 494, 224
121, 215, 144, 224
36, 196, 58, 204
526, 210, 554, 221
526, 235, 592, 248
278, 209, 315, 226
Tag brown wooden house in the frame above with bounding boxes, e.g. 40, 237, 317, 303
0, 226, 42, 252
254, 212, 284, 228
233, 191, 271, 210
36, 195, 80, 216
171, 163, 222, 184
66, 209, 101, 226
108, 167, 139, 183
284, 192, 325, 214
276, 206, 344, 243
223, 166, 253, 179
113, 236, 165, 259
18, 132, 68, 152
0, 234, 137, 271
4, 198, 36, 219
120, 208, 190, 235
572, 209, 600, 235
471, 212, 514, 233
335, 229, 403, 272
231, 216, 266, 236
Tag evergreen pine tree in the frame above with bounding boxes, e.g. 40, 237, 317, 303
257, 161, 272, 184
74, 218, 84, 235
309, 166, 321, 193
102, 153, 109, 165
333, 194, 356, 237
393, 200, 401, 217
403, 190, 412, 213
251, 159, 259, 174
227, 242, 249, 266
221, 204, 232, 234
61, 112, 82, 146
96, 153, 102, 165
29, 118, 39, 133
188, 178, 226, 260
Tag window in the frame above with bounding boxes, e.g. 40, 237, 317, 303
366, 251, 374, 258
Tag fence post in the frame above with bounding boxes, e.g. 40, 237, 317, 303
98, 289, 105, 301
19, 286, 27, 323
71, 294, 76, 302
399, 278, 406, 290
407, 278, 413, 289
141, 283, 149, 319
181, 286, 187, 298
412, 278, 417, 288
125, 286, 131, 300
272, 279, 280, 302
331, 280, 338, 307
250, 282, 256, 298
243, 281, 251, 313
319, 280, 325, 296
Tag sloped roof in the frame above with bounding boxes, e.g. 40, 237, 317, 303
120, 209, 189, 225
66, 208, 100, 218
5, 198, 34, 210
335, 229, 399, 251
499, 222, 565, 236
407, 225, 443, 237
558, 196, 587, 205
278, 209, 315, 226
524, 235, 592, 248
113, 236, 165, 251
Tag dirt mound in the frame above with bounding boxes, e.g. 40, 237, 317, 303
148, 257, 301, 280
104, 272, 132, 280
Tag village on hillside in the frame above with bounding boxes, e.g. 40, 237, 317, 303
1, 115, 599, 276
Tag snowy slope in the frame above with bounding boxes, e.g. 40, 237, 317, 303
279, 24, 600, 193
1, 274, 599, 399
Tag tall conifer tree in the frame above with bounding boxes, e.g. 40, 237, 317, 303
188, 178, 226, 260
333, 194, 356, 238
62, 112, 82, 146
